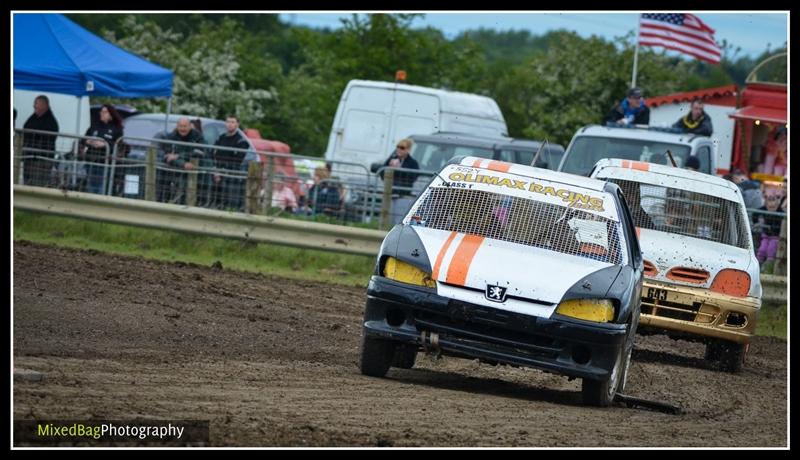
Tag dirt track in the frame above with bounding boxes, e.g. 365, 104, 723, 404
13, 241, 787, 447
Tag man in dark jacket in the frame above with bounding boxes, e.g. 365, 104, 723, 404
211, 116, 251, 209
380, 138, 420, 196
22, 95, 60, 186
673, 99, 713, 136
158, 117, 207, 204
605, 87, 650, 126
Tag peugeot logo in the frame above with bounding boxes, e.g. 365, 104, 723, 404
485, 284, 508, 302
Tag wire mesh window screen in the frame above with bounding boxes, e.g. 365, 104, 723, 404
609, 179, 750, 249
407, 187, 624, 265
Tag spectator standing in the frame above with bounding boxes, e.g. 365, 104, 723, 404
211, 116, 250, 209
22, 95, 60, 186
159, 117, 206, 204
729, 169, 765, 209
605, 88, 650, 126
754, 190, 785, 267
673, 99, 713, 136
81, 104, 124, 194
380, 138, 420, 196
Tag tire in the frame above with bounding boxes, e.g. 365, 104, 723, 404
582, 319, 635, 407
359, 335, 396, 377
392, 347, 417, 369
704, 340, 723, 361
718, 341, 745, 373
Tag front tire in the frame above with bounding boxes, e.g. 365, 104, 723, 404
582, 316, 636, 407
359, 335, 395, 377
718, 341, 745, 373
392, 346, 417, 369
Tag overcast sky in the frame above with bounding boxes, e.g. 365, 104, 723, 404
278, 12, 788, 59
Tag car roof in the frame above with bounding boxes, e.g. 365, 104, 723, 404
455, 156, 610, 192
411, 132, 564, 152
574, 124, 708, 144
125, 113, 223, 124
592, 159, 743, 200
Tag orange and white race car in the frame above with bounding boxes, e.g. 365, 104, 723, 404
359, 156, 644, 406
590, 158, 762, 372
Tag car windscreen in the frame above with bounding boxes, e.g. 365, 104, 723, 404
607, 178, 750, 250
561, 137, 692, 176
502, 148, 564, 171
406, 185, 625, 265
411, 141, 494, 172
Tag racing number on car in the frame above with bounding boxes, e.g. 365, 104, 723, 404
647, 288, 668, 301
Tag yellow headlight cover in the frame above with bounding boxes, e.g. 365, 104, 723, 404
556, 298, 615, 322
383, 257, 436, 288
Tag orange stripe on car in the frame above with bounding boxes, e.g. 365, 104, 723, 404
635, 227, 641, 238
446, 235, 485, 286
631, 161, 650, 171
487, 160, 512, 172
431, 231, 458, 280
622, 160, 631, 168
471, 159, 483, 168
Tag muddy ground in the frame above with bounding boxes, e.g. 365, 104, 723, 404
13, 241, 787, 447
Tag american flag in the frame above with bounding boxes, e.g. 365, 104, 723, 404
638, 13, 722, 64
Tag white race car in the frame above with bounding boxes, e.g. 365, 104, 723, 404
591, 158, 762, 372
360, 156, 644, 406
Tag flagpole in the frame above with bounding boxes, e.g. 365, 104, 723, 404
631, 15, 641, 88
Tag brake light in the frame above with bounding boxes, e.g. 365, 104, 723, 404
710, 269, 751, 297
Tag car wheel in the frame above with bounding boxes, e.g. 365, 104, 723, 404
392, 347, 417, 369
704, 340, 723, 361
718, 341, 745, 373
582, 321, 634, 407
359, 335, 395, 377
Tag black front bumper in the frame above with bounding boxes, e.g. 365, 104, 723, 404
363, 277, 629, 381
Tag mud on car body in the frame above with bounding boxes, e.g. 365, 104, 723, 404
590, 159, 761, 372
360, 156, 644, 406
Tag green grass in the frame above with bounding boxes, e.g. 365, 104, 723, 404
13, 211, 788, 338
14, 210, 375, 287
755, 304, 787, 339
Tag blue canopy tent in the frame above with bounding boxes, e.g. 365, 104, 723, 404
13, 13, 173, 98
13, 13, 174, 194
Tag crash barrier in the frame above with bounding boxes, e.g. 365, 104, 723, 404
746, 208, 787, 276
760, 274, 787, 306
13, 184, 786, 302
14, 129, 111, 194
13, 185, 385, 257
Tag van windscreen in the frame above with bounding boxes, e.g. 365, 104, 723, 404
561, 137, 692, 176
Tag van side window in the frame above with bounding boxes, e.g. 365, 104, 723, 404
696, 146, 711, 173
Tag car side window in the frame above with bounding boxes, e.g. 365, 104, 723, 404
695, 146, 711, 173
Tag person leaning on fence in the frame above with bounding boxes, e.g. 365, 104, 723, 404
158, 117, 207, 204
22, 95, 60, 187
80, 104, 124, 195
307, 166, 343, 216
211, 116, 250, 210
754, 189, 784, 268
380, 138, 420, 196
673, 99, 713, 136
604, 88, 650, 126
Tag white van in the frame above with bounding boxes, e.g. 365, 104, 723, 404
323, 80, 508, 178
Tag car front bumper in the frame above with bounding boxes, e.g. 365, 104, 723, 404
640, 280, 761, 344
363, 276, 629, 381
